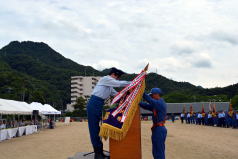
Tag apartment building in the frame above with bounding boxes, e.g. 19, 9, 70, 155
67, 76, 101, 111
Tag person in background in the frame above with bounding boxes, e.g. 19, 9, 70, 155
171, 113, 175, 123
0, 120, 5, 129
201, 112, 206, 125
139, 88, 167, 159
221, 111, 226, 127
18, 120, 22, 126
207, 112, 213, 126
217, 111, 222, 127
186, 113, 191, 124
218, 111, 224, 127
212, 111, 217, 126
197, 112, 202, 125
185, 113, 188, 124
194, 112, 198, 125
225, 111, 230, 128
190, 112, 195, 124
180, 113, 185, 124
13, 120, 17, 128
227, 109, 234, 128
2, 120, 7, 129
235, 111, 238, 129
231, 111, 235, 128
204, 113, 209, 126
87, 67, 131, 159
49, 118, 54, 129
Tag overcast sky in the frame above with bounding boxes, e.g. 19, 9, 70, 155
0, 0, 238, 88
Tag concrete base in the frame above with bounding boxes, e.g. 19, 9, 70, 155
68, 151, 110, 159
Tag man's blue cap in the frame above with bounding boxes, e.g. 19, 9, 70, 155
149, 88, 163, 95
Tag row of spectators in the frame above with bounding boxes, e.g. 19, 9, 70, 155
0, 120, 38, 129
180, 110, 238, 128
0, 119, 55, 130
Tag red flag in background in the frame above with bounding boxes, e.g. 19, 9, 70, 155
183, 105, 186, 114
201, 104, 205, 113
228, 103, 234, 117
201, 104, 205, 117
212, 103, 217, 117
212, 103, 216, 113
229, 103, 233, 111
190, 105, 194, 115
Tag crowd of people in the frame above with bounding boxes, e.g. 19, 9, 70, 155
0, 118, 55, 130
180, 105, 238, 129
0, 120, 37, 130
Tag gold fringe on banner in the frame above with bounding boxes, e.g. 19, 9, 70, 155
99, 80, 145, 141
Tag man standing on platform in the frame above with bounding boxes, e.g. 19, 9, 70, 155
139, 88, 167, 159
87, 67, 131, 159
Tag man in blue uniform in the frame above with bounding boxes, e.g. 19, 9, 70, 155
87, 67, 131, 159
180, 113, 185, 124
186, 113, 191, 124
234, 111, 238, 129
139, 88, 167, 159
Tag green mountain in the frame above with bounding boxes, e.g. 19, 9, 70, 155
0, 41, 102, 109
0, 41, 237, 110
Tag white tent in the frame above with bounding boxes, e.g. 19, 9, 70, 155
30, 102, 61, 115
0, 99, 19, 114
43, 104, 61, 115
30, 102, 44, 114
0, 98, 32, 115
0, 98, 61, 115
6, 100, 32, 114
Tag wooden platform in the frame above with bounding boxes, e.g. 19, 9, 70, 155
69, 151, 110, 159
109, 108, 142, 159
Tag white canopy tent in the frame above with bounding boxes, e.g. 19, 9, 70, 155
0, 98, 32, 115
6, 100, 33, 115
30, 102, 44, 114
30, 102, 61, 115
0, 99, 19, 114
0, 98, 61, 115
42, 104, 61, 115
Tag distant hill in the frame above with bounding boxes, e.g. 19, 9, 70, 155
0, 41, 102, 108
0, 41, 237, 110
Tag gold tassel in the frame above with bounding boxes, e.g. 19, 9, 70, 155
99, 80, 145, 141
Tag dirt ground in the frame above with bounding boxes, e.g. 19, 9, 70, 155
0, 121, 237, 159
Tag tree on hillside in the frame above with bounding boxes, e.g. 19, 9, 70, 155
73, 97, 87, 117
231, 95, 238, 109
163, 92, 191, 103
31, 90, 46, 104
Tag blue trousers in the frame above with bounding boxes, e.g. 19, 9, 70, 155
152, 126, 167, 159
87, 95, 104, 149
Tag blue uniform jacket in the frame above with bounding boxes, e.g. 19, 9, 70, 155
139, 93, 167, 124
